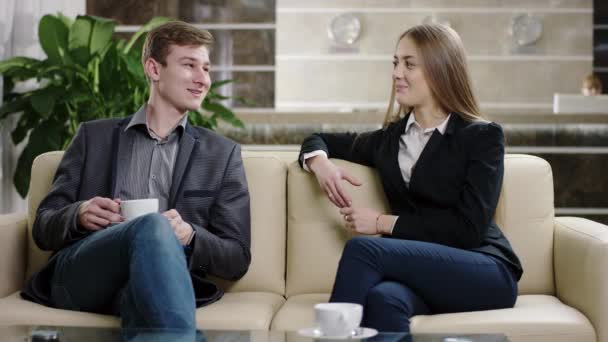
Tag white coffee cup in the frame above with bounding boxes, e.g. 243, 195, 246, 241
314, 303, 363, 337
120, 199, 159, 221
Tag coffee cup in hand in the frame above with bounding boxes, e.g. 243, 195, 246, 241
120, 199, 159, 221
314, 303, 363, 337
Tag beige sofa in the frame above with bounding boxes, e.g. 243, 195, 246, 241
0, 150, 606, 342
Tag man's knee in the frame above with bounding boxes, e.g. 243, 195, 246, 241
124, 213, 176, 245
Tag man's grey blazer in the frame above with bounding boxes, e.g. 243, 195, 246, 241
21, 115, 251, 308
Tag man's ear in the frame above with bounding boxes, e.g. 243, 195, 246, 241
144, 58, 161, 82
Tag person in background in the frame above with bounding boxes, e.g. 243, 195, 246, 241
581, 73, 603, 96
298, 24, 523, 333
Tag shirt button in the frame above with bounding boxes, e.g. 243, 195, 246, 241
151, 175, 156, 180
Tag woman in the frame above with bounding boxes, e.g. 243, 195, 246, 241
299, 24, 523, 333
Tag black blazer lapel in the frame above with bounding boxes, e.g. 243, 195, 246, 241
386, 115, 416, 201
169, 125, 197, 208
409, 114, 463, 192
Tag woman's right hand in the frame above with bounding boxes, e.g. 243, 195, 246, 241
307, 155, 362, 208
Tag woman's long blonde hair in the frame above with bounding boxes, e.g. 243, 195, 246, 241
384, 24, 485, 127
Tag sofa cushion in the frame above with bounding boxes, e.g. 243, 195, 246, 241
271, 294, 594, 342
210, 155, 287, 294
270, 293, 329, 331
0, 292, 119, 327
26, 152, 288, 295
196, 292, 285, 330
411, 295, 595, 342
495, 155, 555, 295
0, 291, 285, 330
26, 152, 62, 280
285, 160, 390, 297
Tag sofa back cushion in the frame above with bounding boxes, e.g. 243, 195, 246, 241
26, 151, 287, 295
285, 159, 390, 297
286, 154, 555, 296
494, 154, 555, 295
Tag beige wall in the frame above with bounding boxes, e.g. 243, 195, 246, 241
276, 0, 593, 114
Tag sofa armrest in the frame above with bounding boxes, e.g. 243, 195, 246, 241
0, 212, 28, 298
554, 216, 608, 342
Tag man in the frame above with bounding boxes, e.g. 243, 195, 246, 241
21, 21, 251, 330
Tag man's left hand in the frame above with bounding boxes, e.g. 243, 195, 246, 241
162, 209, 194, 245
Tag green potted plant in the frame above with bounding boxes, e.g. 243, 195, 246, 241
0, 14, 245, 197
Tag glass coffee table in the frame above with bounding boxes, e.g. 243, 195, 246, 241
0, 326, 508, 342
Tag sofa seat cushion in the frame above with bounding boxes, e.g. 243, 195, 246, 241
0, 292, 119, 327
271, 293, 329, 331
0, 291, 285, 330
196, 292, 285, 330
271, 294, 594, 342
412, 295, 595, 342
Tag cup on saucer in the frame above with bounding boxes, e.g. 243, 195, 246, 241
314, 303, 363, 337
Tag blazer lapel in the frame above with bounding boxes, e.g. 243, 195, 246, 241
169, 125, 197, 208
409, 114, 461, 190
388, 114, 414, 197
111, 118, 135, 198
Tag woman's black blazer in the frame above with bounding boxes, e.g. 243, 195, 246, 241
299, 113, 523, 280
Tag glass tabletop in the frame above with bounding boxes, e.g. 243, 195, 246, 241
0, 326, 508, 342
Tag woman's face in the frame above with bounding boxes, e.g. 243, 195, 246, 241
392, 36, 434, 108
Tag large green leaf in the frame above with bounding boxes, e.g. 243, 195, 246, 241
13, 118, 65, 197
38, 15, 70, 65
0, 57, 40, 74
11, 109, 39, 144
30, 86, 60, 117
68, 16, 116, 65
68, 16, 92, 51
68, 17, 93, 65
56, 13, 74, 29
88, 16, 116, 55
124, 17, 172, 54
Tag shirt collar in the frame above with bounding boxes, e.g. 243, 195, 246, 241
125, 106, 188, 136
405, 112, 451, 135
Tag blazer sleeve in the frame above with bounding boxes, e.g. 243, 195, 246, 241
391, 122, 505, 249
188, 144, 252, 280
298, 129, 384, 168
33, 123, 89, 251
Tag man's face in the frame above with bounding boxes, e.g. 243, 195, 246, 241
155, 44, 211, 112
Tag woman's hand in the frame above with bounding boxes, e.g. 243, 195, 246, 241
339, 207, 381, 235
307, 155, 362, 208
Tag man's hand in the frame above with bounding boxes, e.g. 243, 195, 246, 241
307, 155, 362, 208
162, 209, 194, 246
78, 197, 123, 231
339, 206, 381, 235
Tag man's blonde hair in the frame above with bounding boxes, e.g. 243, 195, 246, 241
142, 21, 213, 66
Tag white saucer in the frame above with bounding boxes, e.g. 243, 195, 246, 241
297, 327, 378, 340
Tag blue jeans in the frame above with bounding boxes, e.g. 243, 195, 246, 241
330, 236, 518, 333
50, 213, 196, 329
